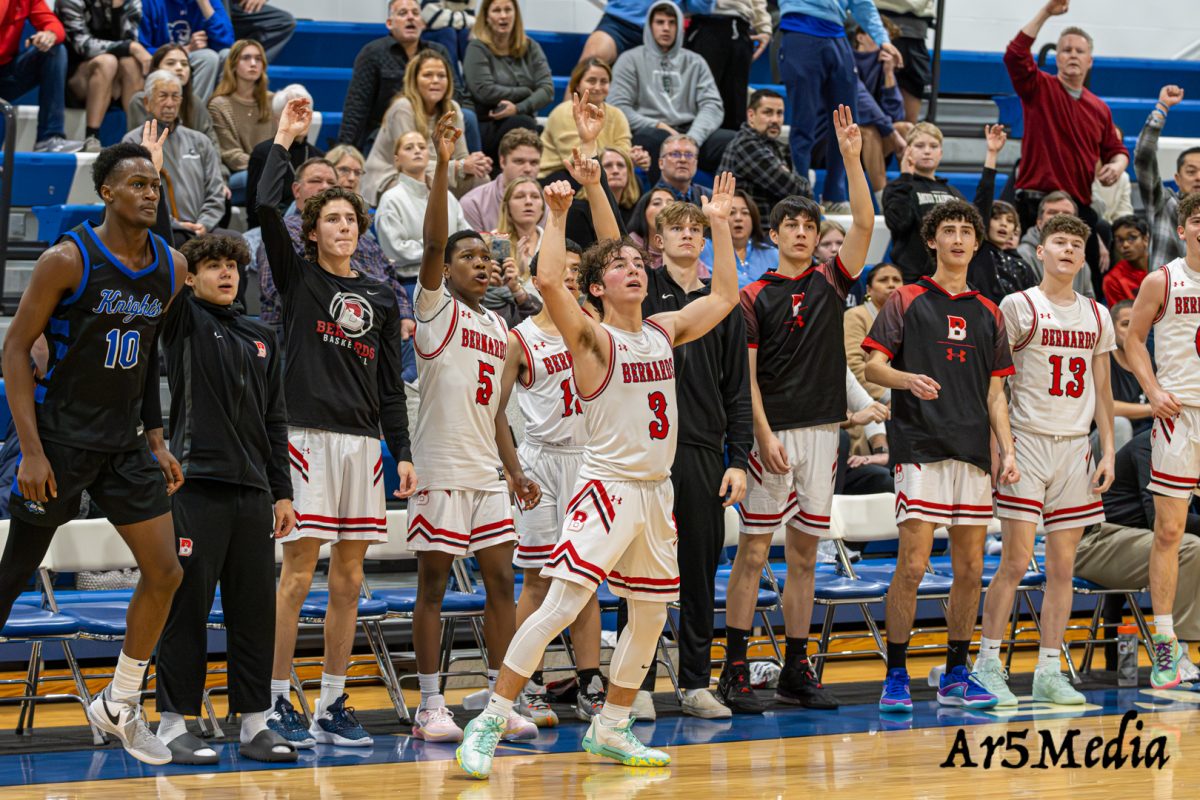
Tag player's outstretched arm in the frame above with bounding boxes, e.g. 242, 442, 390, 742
1091, 352, 1116, 493
832, 105, 874, 279
564, 140, 621, 242
419, 113, 463, 294
1124, 268, 1179, 418
988, 375, 1020, 486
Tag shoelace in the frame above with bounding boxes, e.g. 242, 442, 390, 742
332, 703, 363, 729
1154, 641, 1175, 672
885, 673, 909, 692
471, 717, 504, 753
423, 705, 455, 725
277, 700, 306, 729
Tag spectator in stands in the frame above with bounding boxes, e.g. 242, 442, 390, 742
881, 122, 965, 283
375, 131, 471, 281
609, 1, 733, 186
460, 126, 542, 232
363, 50, 490, 205
419, 1, 474, 66
539, 58, 644, 182
844, 262, 901, 401
463, 0, 554, 163
1005, 2, 1128, 265
140, 0, 234, 102
875, 0, 935, 124
326, 144, 366, 199
626, 186, 674, 268
656, 135, 711, 207
967, 124, 1037, 303
482, 246, 541, 327
1091, 127, 1134, 224
1135, 85, 1200, 271
685, 0, 773, 133
849, 18, 910, 202
227, 1, 294, 62
123, 69, 226, 242
128, 43, 220, 154
245, 84, 322, 228
1107, 299, 1153, 450
495, 177, 545, 294
700, 189, 777, 288
0, 0, 83, 153
60, 0, 151, 153
601, 147, 640, 215
718, 89, 812, 224
777, 0, 899, 211
1104, 215, 1152, 306
815, 219, 845, 263
1016, 191, 1094, 298
208, 39, 273, 205
579, 0, 714, 65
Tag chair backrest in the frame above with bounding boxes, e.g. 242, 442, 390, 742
831, 493, 899, 543
721, 506, 740, 549
369, 509, 415, 561
46, 518, 135, 573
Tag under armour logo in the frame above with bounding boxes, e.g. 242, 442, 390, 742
612, 496, 623, 505
618, 344, 628, 352
946, 348, 966, 362
532, 342, 547, 350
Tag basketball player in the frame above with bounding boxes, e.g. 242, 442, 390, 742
1123, 191, 1200, 689
864, 199, 1019, 712
456, 171, 741, 780
0, 126, 186, 765
260, 98, 416, 747
722, 105, 874, 711
407, 115, 540, 744
975, 214, 1116, 706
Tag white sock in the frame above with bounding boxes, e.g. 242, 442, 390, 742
1036, 646, 1060, 673
684, 688, 706, 699
317, 673, 346, 718
487, 668, 499, 693
1155, 615, 1175, 639
418, 673, 440, 706
110, 651, 149, 704
156, 711, 187, 743
484, 692, 514, 720
978, 637, 1002, 663
599, 701, 631, 727
240, 711, 269, 743
270, 678, 291, 707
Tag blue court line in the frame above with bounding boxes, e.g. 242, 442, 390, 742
2, 686, 1198, 787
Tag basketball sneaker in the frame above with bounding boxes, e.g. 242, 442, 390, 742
1150, 634, 1184, 689
716, 661, 768, 714
87, 686, 172, 765
775, 661, 838, 709
517, 688, 558, 727
413, 699, 464, 742
581, 716, 671, 767
878, 668, 912, 713
972, 657, 1017, 707
937, 666, 998, 709
267, 695, 316, 748
310, 694, 373, 747
680, 689, 732, 719
502, 709, 538, 741
575, 674, 607, 722
1031, 669, 1085, 705
456, 713, 506, 780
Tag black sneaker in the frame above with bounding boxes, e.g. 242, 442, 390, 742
775, 661, 839, 709
717, 661, 768, 714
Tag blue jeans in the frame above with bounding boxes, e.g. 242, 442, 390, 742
778, 32, 858, 203
229, 170, 248, 206
461, 108, 483, 156
0, 43, 68, 142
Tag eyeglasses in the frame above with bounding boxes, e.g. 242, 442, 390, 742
663, 151, 696, 161
336, 166, 364, 178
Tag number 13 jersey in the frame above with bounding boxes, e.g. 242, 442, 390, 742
412, 284, 508, 490
1001, 287, 1115, 437
511, 318, 587, 447
578, 319, 677, 483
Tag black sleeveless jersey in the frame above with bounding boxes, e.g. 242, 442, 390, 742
38, 223, 174, 452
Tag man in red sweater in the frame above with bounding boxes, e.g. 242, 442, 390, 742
0, 0, 82, 152
1005, 0, 1127, 258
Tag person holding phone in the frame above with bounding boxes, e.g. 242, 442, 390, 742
480, 233, 541, 328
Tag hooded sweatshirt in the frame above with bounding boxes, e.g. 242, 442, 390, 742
608, 1, 725, 146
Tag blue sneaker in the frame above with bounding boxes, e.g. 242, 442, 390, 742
309, 694, 374, 747
938, 666, 998, 709
879, 668, 912, 713
267, 695, 316, 748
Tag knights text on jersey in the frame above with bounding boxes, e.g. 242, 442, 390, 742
863, 276, 1014, 473
1002, 287, 1115, 437
578, 320, 678, 482
511, 318, 587, 447
1151, 258, 1200, 407
412, 284, 509, 490
39, 223, 174, 452
740, 256, 855, 430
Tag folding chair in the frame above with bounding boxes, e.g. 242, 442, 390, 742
1063, 578, 1155, 680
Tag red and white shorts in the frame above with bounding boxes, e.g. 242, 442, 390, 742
406, 486, 516, 556
739, 424, 838, 538
894, 460, 993, 528
282, 427, 387, 543
513, 442, 586, 569
994, 431, 1105, 532
1149, 407, 1200, 499
541, 477, 679, 602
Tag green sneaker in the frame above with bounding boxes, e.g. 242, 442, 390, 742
1150, 634, 1184, 689
582, 717, 671, 767
1032, 669, 1085, 705
455, 713, 506, 779
972, 657, 1017, 707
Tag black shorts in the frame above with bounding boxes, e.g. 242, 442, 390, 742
594, 12, 643, 56
8, 439, 170, 528
893, 36, 931, 100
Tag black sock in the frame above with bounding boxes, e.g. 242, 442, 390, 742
947, 639, 971, 672
887, 640, 909, 671
725, 626, 750, 665
577, 667, 602, 691
530, 670, 544, 687
785, 637, 809, 667
0, 519, 57, 623
85, 126, 101, 138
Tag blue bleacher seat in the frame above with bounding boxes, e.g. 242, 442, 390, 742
1, 606, 80, 639
850, 565, 953, 596
32, 205, 104, 245
373, 586, 486, 614
9, 154, 80, 207
58, 602, 130, 638
298, 591, 389, 620
16, 588, 133, 606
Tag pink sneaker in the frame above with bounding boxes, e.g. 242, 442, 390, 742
412, 703, 463, 742
502, 709, 538, 741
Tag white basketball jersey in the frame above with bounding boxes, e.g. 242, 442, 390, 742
1002, 287, 1115, 437
578, 319, 678, 482
511, 318, 587, 447
1152, 258, 1200, 407
412, 284, 509, 490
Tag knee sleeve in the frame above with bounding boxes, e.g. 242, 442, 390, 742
502, 579, 593, 678
609, 598, 668, 690
0, 519, 57, 621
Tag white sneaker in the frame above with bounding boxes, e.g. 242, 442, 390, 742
1179, 652, 1200, 683
88, 687, 172, 765
630, 690, 656, 722
680, 690, 732, 719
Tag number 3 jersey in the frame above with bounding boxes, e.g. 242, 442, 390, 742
1001, 287, 1115, 437
578, 320, 677, 483
511, 318, 586, 447
40, 223, 173, 451
412, 284, 508, 490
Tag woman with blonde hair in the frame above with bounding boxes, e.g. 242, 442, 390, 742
208, 39, 274, 203
494, 176, 545, 296
363, 49, 491, 205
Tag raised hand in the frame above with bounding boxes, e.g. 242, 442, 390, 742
833, 104, 862, 160
543, 180, 575, 218
141, 119, 169, 173
984, 123, 1007, 154
564, 146, 601, 187
701, 171, 736, 222
433, 111, 462, 163
1159, 84, 1185, 109
278, 97, 312, 139
572, 92, 606, 145
1044, 0, 1070, 15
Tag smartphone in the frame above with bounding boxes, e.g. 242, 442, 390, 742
490, 235, 511, 263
